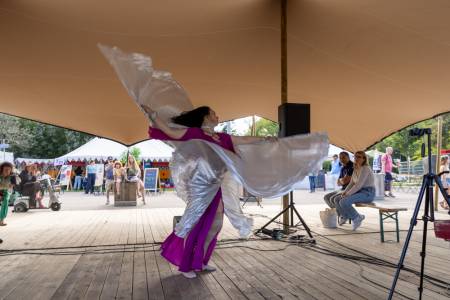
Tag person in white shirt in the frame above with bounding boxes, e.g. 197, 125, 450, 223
335, 151, 375, 230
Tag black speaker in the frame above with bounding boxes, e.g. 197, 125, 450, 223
278, 103, 310, 137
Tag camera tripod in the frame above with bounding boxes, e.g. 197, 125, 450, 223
255, 191, 314, 240
388, 129, 450, 300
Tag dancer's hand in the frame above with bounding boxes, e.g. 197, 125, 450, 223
141, 104, 153, 115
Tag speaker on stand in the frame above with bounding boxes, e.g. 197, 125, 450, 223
256, 103, 314, 240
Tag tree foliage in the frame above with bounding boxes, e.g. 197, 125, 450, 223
371, 113, 449, 160
0, 113, 93, 159
245, 118, 279, 137
119, 147, 142, 165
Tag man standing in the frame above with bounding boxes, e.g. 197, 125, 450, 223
104, 157, 114, 204
308, 171, 316, 193
330, 154, 341, 190
324, 152, 354, 209
381, 147, 395, 197
85, 160, 96, 195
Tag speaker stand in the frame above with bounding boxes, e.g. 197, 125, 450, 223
256, 191, 314, 241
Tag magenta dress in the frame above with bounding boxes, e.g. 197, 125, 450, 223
149, 127, 235, 272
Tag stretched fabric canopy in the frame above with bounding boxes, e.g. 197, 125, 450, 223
1, 0, 449, 151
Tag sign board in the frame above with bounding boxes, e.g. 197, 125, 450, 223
0, 143, 10, 149
54, 158, 66, 166
144, 168, 159, 191
59, 165, 72, 186
94, 164, 105, 187
1, 152, 14, 164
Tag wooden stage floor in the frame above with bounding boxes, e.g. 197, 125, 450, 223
0, 191, 449, 299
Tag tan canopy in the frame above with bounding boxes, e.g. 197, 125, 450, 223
1, 0, 449, 151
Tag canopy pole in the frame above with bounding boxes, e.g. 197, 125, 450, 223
434, 115, 443, 211
281, 0, 289, 232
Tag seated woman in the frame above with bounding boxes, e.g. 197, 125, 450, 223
335, 151, 375, 230
0, 162, 17, 226
125, 155, 145, 204
18, 164, 45, 208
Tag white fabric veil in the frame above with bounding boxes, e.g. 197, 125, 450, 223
99, 44, 329, 238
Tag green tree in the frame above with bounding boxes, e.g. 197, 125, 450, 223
0, 113, 93, 158
245, 118, 279, 137
371, 113, 449, 160
120, 147, 142, 165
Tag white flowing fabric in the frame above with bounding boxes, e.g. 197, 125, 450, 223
99, 45, 329, 238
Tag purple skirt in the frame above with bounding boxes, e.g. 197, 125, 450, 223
161, 189, 223, 272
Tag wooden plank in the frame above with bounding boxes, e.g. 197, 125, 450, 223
212, 250, 265, 300
133, 210, 149, 300
142, 209, 165, 300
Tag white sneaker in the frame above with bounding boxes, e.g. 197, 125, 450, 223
202, 264, 216, 272
352, 214, 365, 231
181, 271, 197, 278
338, 216, 349, 226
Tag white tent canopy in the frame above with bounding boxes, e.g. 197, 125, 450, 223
55, 137, 173, 163
16, 158, 54, 164
134, 140, 174, 162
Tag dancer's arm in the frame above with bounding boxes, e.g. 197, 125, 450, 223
141, 105, 187, 140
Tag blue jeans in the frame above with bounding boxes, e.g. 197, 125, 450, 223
336, 187, 375, 220
73, 176, 82, 190
308, 176, 316, 192
85, 173, 96, 194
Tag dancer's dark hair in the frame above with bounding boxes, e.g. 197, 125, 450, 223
172, 106, 211, 128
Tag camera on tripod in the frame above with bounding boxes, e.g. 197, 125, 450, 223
408, 127, 431, 137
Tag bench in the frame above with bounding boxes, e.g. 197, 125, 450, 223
355, 203, 407, 243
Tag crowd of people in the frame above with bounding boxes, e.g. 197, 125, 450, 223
323, 151, 374, 231
103, 155, 146, 205
322, 148, 450, 230
0, 161, 49, 227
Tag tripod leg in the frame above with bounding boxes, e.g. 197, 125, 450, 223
290, 191, 294, 227
292, 205, 314, 239
256, 206, 290, 234
388, 175, 427, 300
418, 181, 433, 299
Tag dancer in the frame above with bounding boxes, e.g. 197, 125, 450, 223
143, 104, 269, 278
100, 44, 330, 277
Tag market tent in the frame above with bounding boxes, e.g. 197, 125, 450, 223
1, 1, 449, 151
134, 140, 173, 162
55, 137, 173, 163
15, 158, 54, 165
56, 138, 127, 163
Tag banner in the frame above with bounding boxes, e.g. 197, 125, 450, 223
54, 158, 66, 166
144, 168, 159, 191
94, 164, 105, 187
59, 165, 72, 186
